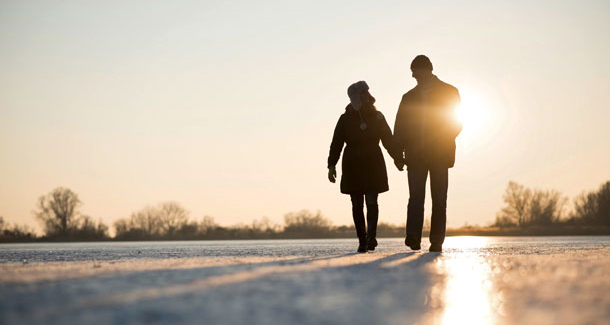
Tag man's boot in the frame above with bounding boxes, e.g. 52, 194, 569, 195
405, 236, 421, 251
429, 243, 442, 252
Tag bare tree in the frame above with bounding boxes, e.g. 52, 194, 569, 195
199, 215, 218, 233
252, 216, 281, 233
573, 181, 610, 226
77, 215, 109, 239
158, 202, 189, 234
129, 206, 163, 236
114, 201, 190, 238
496, 181, 532, 226
284, 210, 332, 235
528, 189, 566, 225
495, 181, 567, 227
34, 187, 81, 236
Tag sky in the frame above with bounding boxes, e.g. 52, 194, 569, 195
1, 0, 609, 232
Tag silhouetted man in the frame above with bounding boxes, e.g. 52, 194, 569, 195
393, 55, 462, 252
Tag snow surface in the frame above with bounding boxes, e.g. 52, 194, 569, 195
1, 237, 609, 325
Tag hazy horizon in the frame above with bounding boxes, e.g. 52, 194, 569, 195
1, 0, 610, 233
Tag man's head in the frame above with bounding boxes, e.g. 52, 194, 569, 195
410, 55, 433, 84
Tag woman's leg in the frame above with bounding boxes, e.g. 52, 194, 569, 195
350, 194, 367, 246
365, 192, 379, 249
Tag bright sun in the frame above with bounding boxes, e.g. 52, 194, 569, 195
454, 90, 491, 143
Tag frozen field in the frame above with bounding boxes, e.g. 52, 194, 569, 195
1, 236, 609, 325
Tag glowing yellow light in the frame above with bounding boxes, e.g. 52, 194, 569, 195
439, 237, 496, 325
456, 94, 487, 132
453, 90, 494, 149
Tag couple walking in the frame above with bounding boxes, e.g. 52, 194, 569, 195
327, 55, 462, 253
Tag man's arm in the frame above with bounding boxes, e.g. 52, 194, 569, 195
392, 94, 409, 170
448, 87, 463, 138
393, 94, 409, 158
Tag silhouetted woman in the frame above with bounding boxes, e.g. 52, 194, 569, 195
327, 81, 400, 253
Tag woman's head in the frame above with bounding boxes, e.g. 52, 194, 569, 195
348, 81, 375, 111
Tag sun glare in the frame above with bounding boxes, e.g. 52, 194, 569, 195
454, 90, 492, 145
438, 237, 497, 325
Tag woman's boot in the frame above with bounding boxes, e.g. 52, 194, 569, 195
357, 235, 368, 253
365, 193, 379, 251
351, 194, 368, 253
367, 236, 378, 251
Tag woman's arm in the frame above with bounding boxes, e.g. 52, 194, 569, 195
327, 115, 345, 169
379, 112, 404, 170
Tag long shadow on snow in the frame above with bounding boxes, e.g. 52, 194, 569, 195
12, 252, 443, 325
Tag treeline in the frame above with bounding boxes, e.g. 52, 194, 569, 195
112, 204, 354, 240
0, 217, 36, 242
0, 187, 403, 242
1, 180, 609, 242
491, 180, 610, 232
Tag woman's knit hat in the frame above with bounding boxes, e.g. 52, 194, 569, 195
347, 81, 370, 131
347, 81, 369, 111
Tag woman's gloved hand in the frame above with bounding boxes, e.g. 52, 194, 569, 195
328, 166, 337, 183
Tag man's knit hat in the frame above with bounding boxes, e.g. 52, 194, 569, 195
410, 55, 433, 71
347, 81, 369, 111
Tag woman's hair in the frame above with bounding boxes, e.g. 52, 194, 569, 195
368, 93, 377, 110
346, 102, 377, 114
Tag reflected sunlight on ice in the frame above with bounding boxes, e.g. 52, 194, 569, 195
2, 237, 609, 325
439, 237, 496, 325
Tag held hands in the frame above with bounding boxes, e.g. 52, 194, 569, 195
394, 158, 406, 171
328, 166, 337, 183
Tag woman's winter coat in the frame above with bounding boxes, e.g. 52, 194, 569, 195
327, 104, 399, 194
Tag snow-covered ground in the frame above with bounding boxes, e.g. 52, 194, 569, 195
1, 237, 609, 325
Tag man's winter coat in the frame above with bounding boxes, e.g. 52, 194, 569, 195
393, 76, 462, 168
